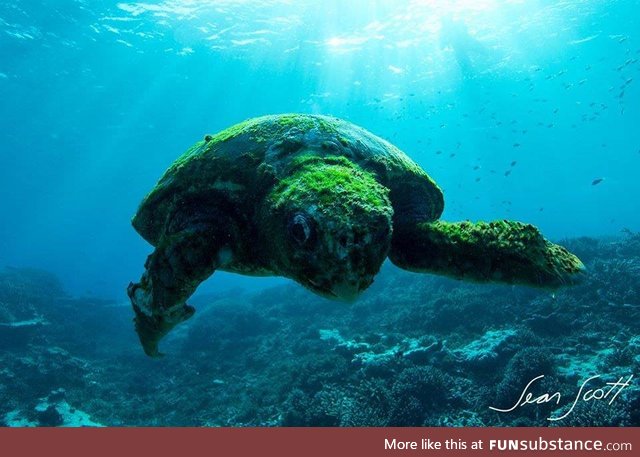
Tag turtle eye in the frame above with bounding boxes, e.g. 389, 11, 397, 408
288, 213, 314, 246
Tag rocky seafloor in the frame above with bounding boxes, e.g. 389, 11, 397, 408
1, 233, 639, 427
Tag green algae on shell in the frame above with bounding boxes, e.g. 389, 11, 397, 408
132, 113, 442, 246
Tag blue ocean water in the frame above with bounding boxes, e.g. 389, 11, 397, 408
1, 0, 638, 298
1, 0, 640, 427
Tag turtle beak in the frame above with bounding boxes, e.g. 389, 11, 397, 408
331, 281, 360, 302
330, 276, 373, 302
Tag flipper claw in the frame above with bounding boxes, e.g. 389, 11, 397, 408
127, 281, 195, 357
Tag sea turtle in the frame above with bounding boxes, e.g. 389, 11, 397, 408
128, 114, 584, 356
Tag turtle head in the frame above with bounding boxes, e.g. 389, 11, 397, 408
264, 157, 393, 301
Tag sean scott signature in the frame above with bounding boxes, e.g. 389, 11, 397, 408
489, 374, 634, 421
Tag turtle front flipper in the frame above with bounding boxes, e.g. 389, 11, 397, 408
389, 220, 585, 288
128, 280, 195, 357
128, 214, 238, 357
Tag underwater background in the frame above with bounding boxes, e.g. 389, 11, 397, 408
1, 0, 639, 426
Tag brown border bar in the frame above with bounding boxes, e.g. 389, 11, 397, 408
1, 427, 637, 457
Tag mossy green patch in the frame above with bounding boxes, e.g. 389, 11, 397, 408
269, 157, 392, 217
391, 219, 585, 288
288, 153, 353, 170
275, 114, 317, 131
164, 142, 206, 176
209, 117, 264, 144
206, 113, 342, 149
337, 135, 350, 147
418, 220, 543, 251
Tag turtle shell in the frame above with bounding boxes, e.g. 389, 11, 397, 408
133, 114, 444, 245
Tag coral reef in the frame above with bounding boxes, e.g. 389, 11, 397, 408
0, 233, 638, 426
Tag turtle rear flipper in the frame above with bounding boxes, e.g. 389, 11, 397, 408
389, 220, 585, 288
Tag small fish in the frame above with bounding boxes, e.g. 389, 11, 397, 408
449, 153, 456, 158
539, 207, 544, 212
475, 177, 481, 182
436, 150, 442, 155
504, 170, 512, 177
592, 177, 605, 186
510, 161, 517, 167
513, 143, 520, 148
473, 165, 480, 170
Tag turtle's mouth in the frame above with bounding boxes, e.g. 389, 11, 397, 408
330, 282, 360, 302
308, 278, 338, 299
308, 277, 371, 302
